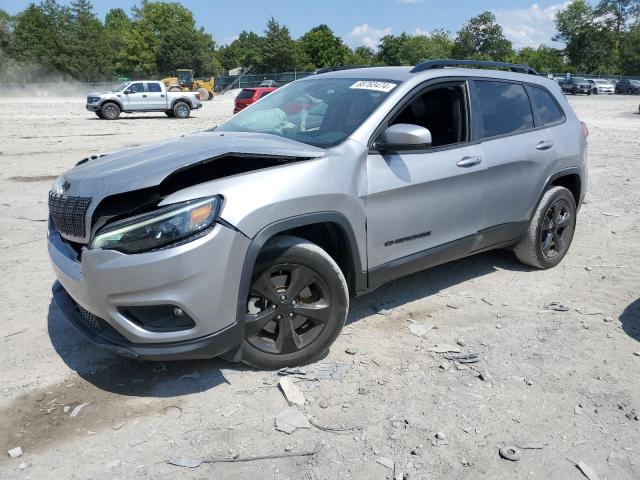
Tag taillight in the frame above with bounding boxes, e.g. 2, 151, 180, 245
580, 121, 589, 138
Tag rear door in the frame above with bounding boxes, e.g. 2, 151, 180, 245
366, 81, 486, 274
145, 82, 167, 110
472, 79, 558, 234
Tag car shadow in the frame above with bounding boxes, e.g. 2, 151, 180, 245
346, 249, 532, 325
47, 301, 251, 398
619, 298, 640, 342
47, 249, 529, 397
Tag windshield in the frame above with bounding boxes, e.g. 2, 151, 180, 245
595, 79, 610, 84
217, 78, 397, 148
111, 82, 131, 92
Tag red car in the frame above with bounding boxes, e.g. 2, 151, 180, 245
233, 87, 277, 114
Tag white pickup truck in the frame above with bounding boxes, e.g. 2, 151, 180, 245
86, 80, 202, 120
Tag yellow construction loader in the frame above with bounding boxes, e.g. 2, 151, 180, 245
161, 69, 215, 100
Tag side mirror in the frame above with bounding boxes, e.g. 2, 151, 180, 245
376, 123, 432, 151
123, 89, 132, 95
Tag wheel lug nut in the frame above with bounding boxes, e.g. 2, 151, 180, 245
276, 314, 282, 320
271, 304, 277, 309
291, 300, 297, 306
289, 312, 294, 318
280, 294, 287, 301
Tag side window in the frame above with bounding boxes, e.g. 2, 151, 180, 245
147, 82, 162, 93
475, 81, 534, 138
528, 86, 564, 126
390, 83, 467, 147
128, 83, 144, 93
259, 90, 272, 99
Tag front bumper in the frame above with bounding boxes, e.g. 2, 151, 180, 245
86, 103, 100, 111
48, 220, 251, 360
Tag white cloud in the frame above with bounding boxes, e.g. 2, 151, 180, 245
348, 24, 393, 49
495, 2, 569, 49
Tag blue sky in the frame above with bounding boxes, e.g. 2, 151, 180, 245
1, 1, 582, 49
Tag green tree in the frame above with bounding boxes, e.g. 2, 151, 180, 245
511, 46, 567, 73
261, 17, 298, 72
620, 24, 640, 74
555, 0, 618, 73
299, 24, 349, 68
345, 46, 376, 65
67, 1, 112, 80
218, 31, 265, 71
398, 30, 453, 64
452, 11, 513, 61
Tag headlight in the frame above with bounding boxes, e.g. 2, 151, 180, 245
90, 196, 221, 254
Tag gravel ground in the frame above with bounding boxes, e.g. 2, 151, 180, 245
0, 93, 638, 480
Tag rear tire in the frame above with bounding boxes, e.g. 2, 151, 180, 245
514, 186, 577, 269
173, 101, 190, 119
95, 111, 104, 119
100, 102, 120, 120
240, 236, 349, 370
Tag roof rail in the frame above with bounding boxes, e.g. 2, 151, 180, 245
314, 65, 373, 74
410, 59, 538, 76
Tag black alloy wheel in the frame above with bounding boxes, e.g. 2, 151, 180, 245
246, 264, 332, 355
540, 199, 572, 259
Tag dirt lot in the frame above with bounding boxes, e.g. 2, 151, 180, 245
0, 92, 638, 480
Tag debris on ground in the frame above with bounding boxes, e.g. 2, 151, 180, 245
376, 308, 393, 316
444, 353, 480, 364
478, 370, 492, 382
8, 447, 23, 458
407, 321, 431, 337
575, 405, 583, 415
279, 377, 305, 406
427, 344, 461, 353
345, 347, 358, 355
498, 446, 522, 461
575, 461, 602, 480
69, 403, 89, 418
515, 441, 545, 450
275, 407, 311, 434
168, 449, 318, 469
277, 361, 347, 381
169, 457, 203, 468
544, 302, 569, 312
376, 456, 394, 469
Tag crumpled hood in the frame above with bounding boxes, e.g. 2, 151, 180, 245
61, 131, 325, 198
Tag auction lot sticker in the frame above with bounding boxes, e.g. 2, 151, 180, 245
350, 81, 397, 93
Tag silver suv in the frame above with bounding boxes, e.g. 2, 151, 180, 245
49, 60, 588, 369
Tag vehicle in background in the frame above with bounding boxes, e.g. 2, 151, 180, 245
588, 79, 615, 94
233, 87, 277, 114
560, 77, 593, 95
86, 81, 202, 120
259, 80, 279, 88
614, 78, 640, 95
52, 60, 588, 368
161, 69, 215, 101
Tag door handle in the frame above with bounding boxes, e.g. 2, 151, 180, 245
536, 140, 554, 151
142, 94, 147, 98
161, 94, 165, 97
456, 156, 482, 168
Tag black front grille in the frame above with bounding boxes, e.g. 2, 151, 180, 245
75, 303, 127, 343
49, 192, 91, 237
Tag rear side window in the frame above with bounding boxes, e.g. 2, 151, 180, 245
147, 82, 162, 92
475, 81, 534, 138
528, 86, 564, 126
258, 90, 272, 99
237, 89, 255, 100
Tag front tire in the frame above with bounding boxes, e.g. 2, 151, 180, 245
100, 102, 120, 120
173, 101, 190, 119
514, 186, 577, 269
241, 236, 349, 370
165, 111, 175, 117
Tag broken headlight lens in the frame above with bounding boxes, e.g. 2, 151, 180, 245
90, 196, 221, 254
